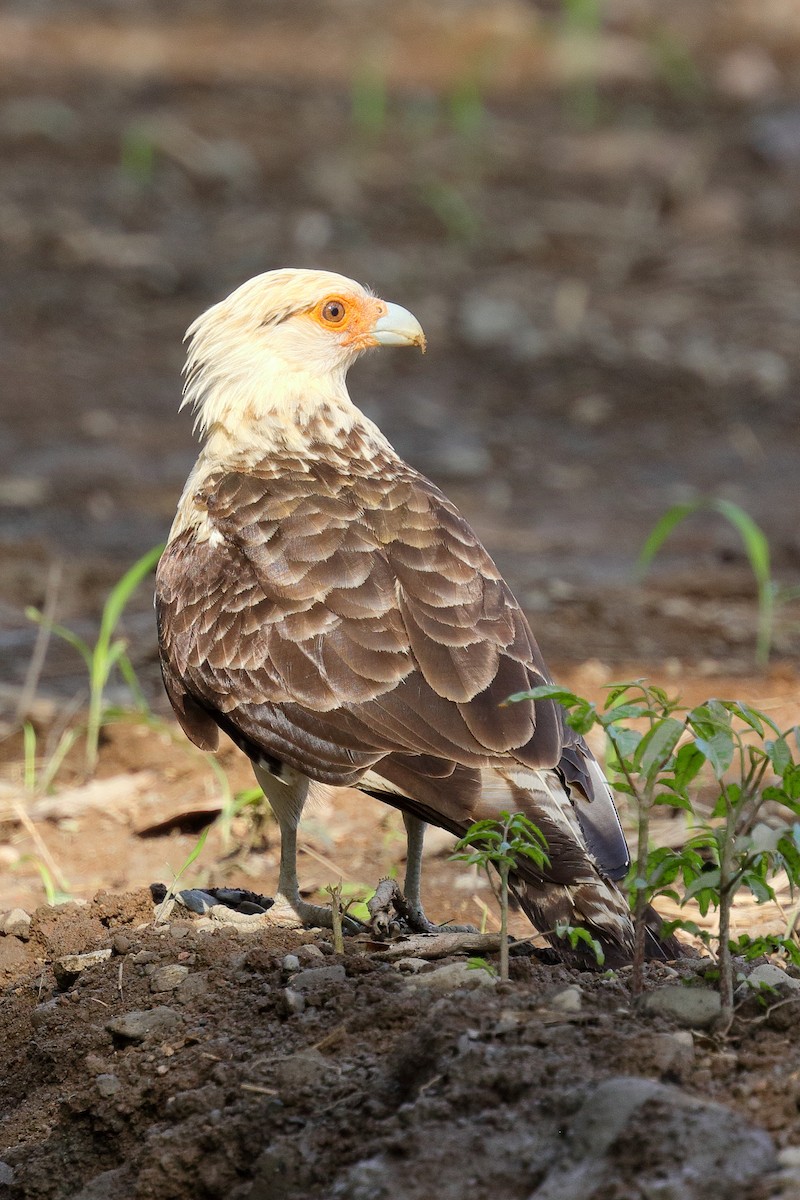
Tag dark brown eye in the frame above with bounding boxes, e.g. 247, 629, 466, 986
321, 299, 347, 324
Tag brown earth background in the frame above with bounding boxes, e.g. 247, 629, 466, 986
1, 3, 800, 1198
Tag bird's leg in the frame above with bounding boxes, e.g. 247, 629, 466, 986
253, 763, 363, 932
391, 813, 474, 934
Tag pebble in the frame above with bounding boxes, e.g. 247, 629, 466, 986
111, 934, 131, 955
95, 1073, 121, 1098
393, 957, 430, 975
406, 961, 497, 993
53, 949, 112, 991
736, 963, 800, 998
270, 1050, 339, 1092
280, 987, 306, 1016
641, 984, 721, 1029
0, 1162, 13, 1185
290, 965, 346, 991
546, 985, 582, 1013
106, 1006, 183, 1043
0, 908, 32, 939
295, 944, 325, 965
31, 999, 60, 1030
149, 964, 190, 993
282, 954, 301, 974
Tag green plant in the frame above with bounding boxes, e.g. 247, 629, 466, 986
154, 826, 210, 924
517, 681, 800, 1025
451, 811, 549, 981
638, 498, 797, 667
27, 543, 163, 776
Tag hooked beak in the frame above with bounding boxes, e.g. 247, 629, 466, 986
371, 302, 427, 352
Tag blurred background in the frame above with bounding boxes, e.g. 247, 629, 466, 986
1, 0, 800, 714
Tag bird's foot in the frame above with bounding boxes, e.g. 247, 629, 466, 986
366, 878, 476, 938
274, 892, 366, 935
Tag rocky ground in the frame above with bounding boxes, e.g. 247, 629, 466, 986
2, 1, 800, 1197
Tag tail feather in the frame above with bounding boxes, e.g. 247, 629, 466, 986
364, 751, 681, 966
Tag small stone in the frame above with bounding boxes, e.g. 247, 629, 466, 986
0, 908, 32, 938
149, 964, 190, 993
547, 985, 582, 1013
280, 987, 306, 1016
290, 965, 346, 991
106, 1006, 182, 1043
271, 1050, 338, 1092
31, 999, 60, 1029
168, 923, 192, 940
175, 972, 209, 1002
95, 1073, 121, 1098
0, 937, 27, 974
0, 1162, 14, 1186
295, 944, 325, 965
393, 957, 430, 974
111, 934, 131, 955
406, 961, 497, 993
625, 1031, 694, 1078
131, 951, 158, 965
282, 954, 301, 973
737, 963, 800, 998
641, 985, 722, 1029
778, 1146, 800, 1169
53, 949, 112, 990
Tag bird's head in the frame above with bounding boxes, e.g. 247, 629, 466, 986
182, 268, 426, 447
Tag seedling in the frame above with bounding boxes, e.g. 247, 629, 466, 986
638, 497, 798, 667
451, 811, 549, 981
515, 681, 800, 1024
27, 543, 163, 776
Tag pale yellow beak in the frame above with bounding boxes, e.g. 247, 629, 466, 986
371, 302, 426, 351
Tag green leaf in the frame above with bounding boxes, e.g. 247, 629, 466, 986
693, 732, 734, 779
635, 716, 685, 778
673, 742, 706, 789
767, 736, 792, 777
637, 501, 702, 579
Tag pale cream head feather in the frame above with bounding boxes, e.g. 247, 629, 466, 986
181, 268, 425, 446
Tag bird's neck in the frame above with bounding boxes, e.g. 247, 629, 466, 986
189, 362, 396, 471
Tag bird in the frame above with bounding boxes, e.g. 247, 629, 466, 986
155, 267, 666, 963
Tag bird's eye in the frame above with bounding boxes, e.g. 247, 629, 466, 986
321, 299, 347, 325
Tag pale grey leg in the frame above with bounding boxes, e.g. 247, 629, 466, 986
253, 763, 360, 929
400, 812, 474, 934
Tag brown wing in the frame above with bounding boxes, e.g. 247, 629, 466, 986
156, 457, 566, 787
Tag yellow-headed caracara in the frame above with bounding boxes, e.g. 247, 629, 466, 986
156, 268, 665, 963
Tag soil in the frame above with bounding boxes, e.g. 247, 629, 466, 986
2, 2, 800, 1197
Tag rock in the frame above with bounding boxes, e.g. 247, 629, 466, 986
149, 964, 190, 993
111, 934, 131, 955
0, 936, 27, 974
31, 999, 61, 1029
736, 963, 800, 998
532, 1075, 776, 1199
0, 908, 32, 938
53, 949, 113, 990
270, 1050, 339, 1093
95, 1073, 121, 1098
406, 961, 497, 993
290, 965, 346, 991
0, 1161, 13, 1185
175, 971, 209, 1002
623, 1031, 694, 1079
280, 987, 306, 1016
295, 943, 325, 965
106, 1006, 182, 1043
282, 954, 301, 973
546, 985, 582, 1013
67, 1167, 132, 1199
393, 957, 431, 975
641, 984, 721, 1029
